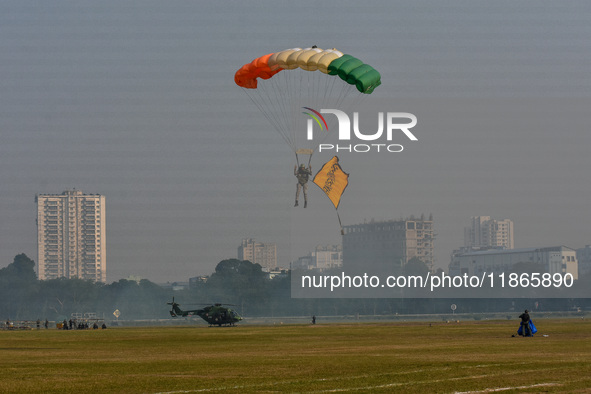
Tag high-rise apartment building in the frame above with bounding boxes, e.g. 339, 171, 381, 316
237, 238, 277, 271
36, 190, 106, 282
342, 215, 434, 271
464, 216, 514, 249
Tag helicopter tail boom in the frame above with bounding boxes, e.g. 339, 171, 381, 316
167, 297, 186, 317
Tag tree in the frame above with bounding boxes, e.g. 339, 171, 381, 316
37, 278, 101, 320
404, 257, 430, 276
0, 254, 38, 319
0, 253, 37, 282
207, 259, 269, 315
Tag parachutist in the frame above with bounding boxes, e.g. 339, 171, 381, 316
519, 309, 532, 337
294, 164, 312, 208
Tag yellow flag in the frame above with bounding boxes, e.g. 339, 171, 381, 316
313, 156, 349, 209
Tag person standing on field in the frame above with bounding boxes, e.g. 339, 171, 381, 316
519, 309, 531, 337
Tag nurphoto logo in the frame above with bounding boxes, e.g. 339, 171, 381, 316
303, 107, 418, 153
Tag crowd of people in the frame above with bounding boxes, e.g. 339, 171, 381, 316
60, 319, 107, 330
2, 319, 106, 330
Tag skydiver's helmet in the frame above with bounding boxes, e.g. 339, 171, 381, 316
299, 164, 305, 169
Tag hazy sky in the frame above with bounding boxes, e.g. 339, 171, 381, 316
1, 1, 590, 282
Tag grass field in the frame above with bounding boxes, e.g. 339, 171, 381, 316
1, 318, 591, 393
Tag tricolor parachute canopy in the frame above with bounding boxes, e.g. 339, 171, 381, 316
235, 47, 381, 94
235, 47, 381, 164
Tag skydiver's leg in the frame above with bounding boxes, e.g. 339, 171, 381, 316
303, 183, 308, 208
295, 183, 301, 206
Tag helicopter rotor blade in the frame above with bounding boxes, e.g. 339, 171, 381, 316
167, 299, 237, 307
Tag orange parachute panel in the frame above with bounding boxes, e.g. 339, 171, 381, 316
234, 53, 282, 89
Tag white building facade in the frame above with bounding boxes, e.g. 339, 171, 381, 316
449, 246, 578, 279
36, 190, 106, 282
575, 245, 591, 276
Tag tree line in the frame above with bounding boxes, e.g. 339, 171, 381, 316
0, 254, 585, 322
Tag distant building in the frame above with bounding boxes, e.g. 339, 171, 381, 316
36, 189, 106, 282
449, 245, 506, 276
267, 268, 288, 280
189, 276, 209, 288
237, 238, 277, 271
292, 254, 315, 271
342, 215, 434, 271
575, 245, 591, 276
464, 216, 514, 249
314, 245, 343, 270
292, 245, 342, 271
449, 246, 578, 279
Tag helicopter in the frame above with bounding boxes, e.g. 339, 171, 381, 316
167, 298, 242, 326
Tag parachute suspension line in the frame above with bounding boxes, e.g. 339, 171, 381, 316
311, 70, 335, 162
290, 69, 303, 151
242, 88, 276, 134
241, 67, 376, 161
269, 74, 294, 146
246, 76, 302, 155
298, 69, 305, 137
281, 71, 297, 147
266, 71, 294, 149
323, 73, 339, 103
251, 70, 302, 154
242, 86, 293, 150
281, 69, 300, 152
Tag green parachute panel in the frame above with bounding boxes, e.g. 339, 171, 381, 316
327, 54, 354, 75
345, 64, 374, 84
337, 57, 364, 81
326, 54, 381, 94
355, 69, 381, 93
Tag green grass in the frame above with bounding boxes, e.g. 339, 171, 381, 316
1, 319, 591, 393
